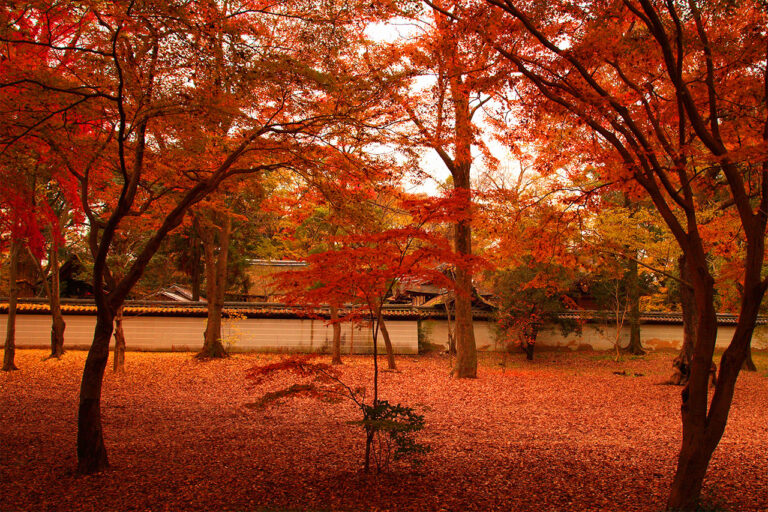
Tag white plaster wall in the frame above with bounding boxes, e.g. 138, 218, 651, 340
0, 314, 419, 354
4, 313, 765, 353
419, 319, 768, 351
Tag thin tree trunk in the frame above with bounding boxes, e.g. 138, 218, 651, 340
197, 214, 230, 358
330, 304, 342, 364
444, 300, 456, 355
49, 245, 65, 358
379, 316, 396, 370
77, 308, 115, 474
112, 306, 126, 372
626, 256, 644, 355
2, 241, 20, 371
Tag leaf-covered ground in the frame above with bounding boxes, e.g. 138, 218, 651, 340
1, 349, 767, 512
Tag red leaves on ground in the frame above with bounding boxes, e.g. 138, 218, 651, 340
1, 349, 767, 511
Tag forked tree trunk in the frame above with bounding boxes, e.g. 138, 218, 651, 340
2, 241, 20, 372
77, 309, 115, 474
197, 214, 231, 359
112, 306, 126, 373
667, 232, 767, 509
330, 304, 342, 365
49, 245, 66, 359
626, 257, 644, 355
379, 316, 396, 370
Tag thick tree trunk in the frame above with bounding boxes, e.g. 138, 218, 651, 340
742, 343, 756, 371
197, 214, 230, 359
2, 241, 20, 372
191, 236, 202, 301
379, 316, 396, 370
448, 73, 477, 379
667, 229, 766, 509
669, 256, 696, 386
330, 304, 342, 365
112, 306, 126, 373
523, 341, 534, 361
626, 257, 644, 355
451, 169, 477, 378
49, 245, 65, 359
77, 309, 115, 474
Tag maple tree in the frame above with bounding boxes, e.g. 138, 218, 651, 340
464, 0, 768, 508
365, 2, 513, 378
0, 0, 386, 473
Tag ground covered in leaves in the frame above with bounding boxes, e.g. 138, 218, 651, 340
2, 349, 767, 512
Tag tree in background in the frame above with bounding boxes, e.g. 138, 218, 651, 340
366, 2, 512, 378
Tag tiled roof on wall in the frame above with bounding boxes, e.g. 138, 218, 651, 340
0, 300, 761, 325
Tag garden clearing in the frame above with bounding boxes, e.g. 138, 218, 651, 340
1, 349, 767, 511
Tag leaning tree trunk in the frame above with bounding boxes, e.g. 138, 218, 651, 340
77, 308, 115, 474
379, 316, 396, 370
49, 244, 66, 359
330, 304, 342, 365
197, 214, 230, 359
2, 241, 20, 371
112, 306, 126, 372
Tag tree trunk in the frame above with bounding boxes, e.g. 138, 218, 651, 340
523, 341, 534, 361
330, 304, 342, 365
742, 344, 756, 371
667, 252, 719, 509
667, 229, 766, 509
2, 241, 20, 371
49, 245, 66, 359
448, 69, 477, 379
669, 255, 696, 386
112, 306, 126, 373
626, 257, 644, 355
77, 308, 115, 474
191, 236, 202, 301
379, 316, 396, 370
197, 214, 230, 359
444, 300, 456, 355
